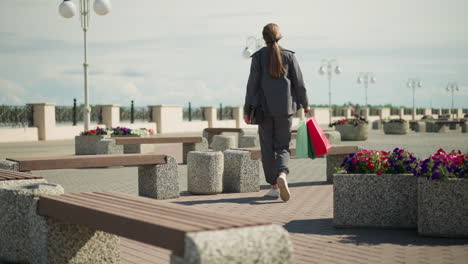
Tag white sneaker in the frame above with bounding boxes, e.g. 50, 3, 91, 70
264, 188, 279, 198
277, 173, 290, 202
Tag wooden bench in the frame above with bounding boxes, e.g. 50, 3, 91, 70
4, 154, 179, 199
0, 168, 46, 188
109, 136, 208, 163
229, 145, 361, 185
33, 191, 292, 263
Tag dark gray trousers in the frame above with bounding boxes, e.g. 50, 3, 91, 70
258, 115, 293, 185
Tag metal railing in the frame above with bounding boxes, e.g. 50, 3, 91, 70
0, 105, 33, 127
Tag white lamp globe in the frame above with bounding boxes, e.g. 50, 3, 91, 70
94, 0, 111, 15
243, 48, 252, 59
370, 76, 376, 83
318, 66, 326, 75
59, 0, 76, 19
334, 66, 342, 74
417, 81, 422, 87
357, 77, 362, 84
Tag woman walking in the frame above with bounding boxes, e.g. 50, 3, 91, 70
243, 23, 310, 202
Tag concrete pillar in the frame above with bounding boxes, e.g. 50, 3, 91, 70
232, 106, 243, 128
202, 106, 217, 128
344, 107, 352, 119
101, 105, 120, 129
28, 103, 55, 140
297, 108, 305, 120
399, 108, 404, 119
361, 107, 370, 119
150, 105, 183, 134
455, 108, 463, 119
379, 108, 390, 120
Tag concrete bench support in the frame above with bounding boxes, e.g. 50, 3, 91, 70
0, 159, 19, 171
138, 156, 180, 199
210, 135, 236, 151
182, 138, 209, 164
96, 139, 124, 155
188, 151, 224, 194
223, 150, 260, 193
0, 183, 107, 263
170, 225, 292, 264
326, 145, 362, 183
238, 135, 259, 148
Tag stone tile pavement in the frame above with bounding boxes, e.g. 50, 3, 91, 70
0, 129, 467, 263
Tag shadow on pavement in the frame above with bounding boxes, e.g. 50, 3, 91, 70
259, 181, 331, 190
284, 218, 468, 246
176, 193, 285, 205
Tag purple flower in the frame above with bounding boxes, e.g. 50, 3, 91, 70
431, 172, 441, 180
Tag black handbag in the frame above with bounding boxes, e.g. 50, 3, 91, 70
249, 90, 265, 124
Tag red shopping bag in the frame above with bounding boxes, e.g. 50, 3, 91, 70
306, 117, 331, 156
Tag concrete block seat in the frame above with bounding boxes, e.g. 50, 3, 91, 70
210, 135, 236, 151
1, 187, 293, 263
238, 135, 259, 148
223, 150, 260, 193
187, 151, 224, 194
202, 128, 245, 146
3, 154, 179, 200
112, 136, 208, 164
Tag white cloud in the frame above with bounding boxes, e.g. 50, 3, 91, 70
0, 78, 27, 105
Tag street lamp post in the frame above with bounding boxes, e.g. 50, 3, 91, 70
319, 59, 341, 125
407, 78, 422, 121
242, 36, 263, 59
357, 72, 376, 108
446, 82, 460, 119
58, 0, 111, 131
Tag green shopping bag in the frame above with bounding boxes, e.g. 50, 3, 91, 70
295, 120, 316, 159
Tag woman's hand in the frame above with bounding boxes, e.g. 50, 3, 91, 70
304, 107, 311, 114
243, 114, 251, 124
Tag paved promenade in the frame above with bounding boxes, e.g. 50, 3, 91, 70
0, 129, 467, 263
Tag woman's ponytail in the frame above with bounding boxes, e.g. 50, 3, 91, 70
263, 23, 286, 79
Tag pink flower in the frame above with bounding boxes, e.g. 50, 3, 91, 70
351, 158, 358, 164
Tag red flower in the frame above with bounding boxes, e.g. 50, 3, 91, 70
376, 170, 383, 175
367, 161, 375, 169
381, 151, 389, 156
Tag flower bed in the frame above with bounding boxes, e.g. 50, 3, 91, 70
333, 149, 418, 228
414, 149, 468, 237
75, 127, 155, 155
330, 117, 369, 141
76, 127, 109, 155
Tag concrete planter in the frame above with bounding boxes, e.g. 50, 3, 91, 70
334, 123, 369, 141
383, 122, 409, 135
75, 135, 108, 155
418, 178, 468, 238
333, 173, 417, 228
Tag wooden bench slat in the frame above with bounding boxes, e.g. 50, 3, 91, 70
115, 136, 203, 145
0, 169, 43, 181
38, 194, 188, 254
88, 192, 262, 227
53, 194, 201, 231
7, 154, 167, 171
99, 192, 270, 226
64, 193, 228, 230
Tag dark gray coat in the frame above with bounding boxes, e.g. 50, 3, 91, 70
243, 47, 309, 117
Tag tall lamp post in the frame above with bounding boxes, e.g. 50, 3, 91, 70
242, 36, 263, 59
407, 78, 422, 120
319, 59, 341, 125
446, 82, 459, 119
58, 0, 111, 131
357, 72, 376, 108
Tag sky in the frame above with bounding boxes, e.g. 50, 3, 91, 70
0, 0, 467, 109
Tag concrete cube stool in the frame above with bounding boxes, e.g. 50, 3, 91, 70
223, 150, 260, 193
324, 130, 341, 144
0, 183, 65, 263
414, 121, 427, 132
462, 123, 467, 133
210, 135, 236, 151
138, 156, 179, 199
238, 135, 259, 148
96, 139, 124, 155
0, 159, 20, 171
182, 137, 209, 164
187, 151, 224, 194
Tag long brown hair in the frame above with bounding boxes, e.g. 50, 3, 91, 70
262, 23, 286, 79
